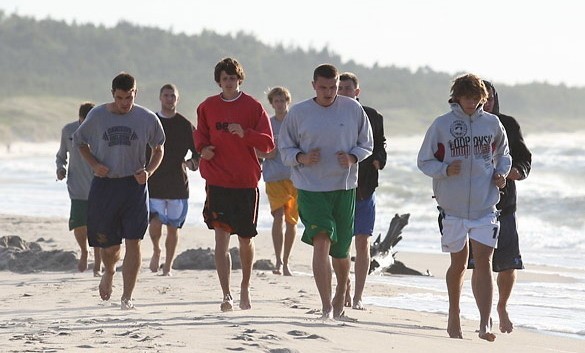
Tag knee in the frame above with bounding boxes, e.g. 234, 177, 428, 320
354, 236, 370, 254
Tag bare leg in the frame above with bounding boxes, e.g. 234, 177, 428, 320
446, 243, 468, 339
282, 221, 297, 276
214, 229, 233, 312
470, 239, 496, 342
162, 225, 179, 276
92, 246, 102, 276
497, 269, 516, 333
312, 232, 333, 318
271, 208, 284, 275
121, 239, 141, 303
99, 245, 121, 301
73, 226, 89, 272
352, 234, 370, 310
332, 256, 351, 318
238, 236, 254, 310
344, 278, 352, 307
149, 218, 162, 272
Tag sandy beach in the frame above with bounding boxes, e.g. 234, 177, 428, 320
0, 214, 581, 353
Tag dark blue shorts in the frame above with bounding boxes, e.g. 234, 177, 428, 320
353, 193, 375, 236
468, 212, 524, 272
203, 184, 259, 238
87, 176, 149, 248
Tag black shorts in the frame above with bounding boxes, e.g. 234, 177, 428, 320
87, 176, 149, 248
468, 212, 524, 272
203, 184, 259, 238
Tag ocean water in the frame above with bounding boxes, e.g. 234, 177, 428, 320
0, 132, 584, 339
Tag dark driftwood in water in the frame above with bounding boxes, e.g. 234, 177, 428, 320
370, 213, 410, 258
366, 213, 431, 276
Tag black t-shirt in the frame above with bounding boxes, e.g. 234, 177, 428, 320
147, 112, 196, 199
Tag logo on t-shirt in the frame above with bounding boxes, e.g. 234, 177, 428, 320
215, 122, 230, 132
102, 126, 138, 146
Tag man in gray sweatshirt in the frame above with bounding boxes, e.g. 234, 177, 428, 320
279, 63, 373, 320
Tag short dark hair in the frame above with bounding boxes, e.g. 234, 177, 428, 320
214, 57, 245, 83
159, 83, 178, 96
339, 72, 359, 88
78, 102, 95, 119
112, 72, 136, 92
313, 64, 338, 82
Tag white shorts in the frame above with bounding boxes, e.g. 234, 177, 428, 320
149, 198, 188, 228
439, 212, 499, 253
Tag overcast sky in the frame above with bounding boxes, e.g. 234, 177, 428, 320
3, 0, 583, 87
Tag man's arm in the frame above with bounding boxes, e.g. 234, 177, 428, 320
55, 127, 68, 180
78, 144, 109, 177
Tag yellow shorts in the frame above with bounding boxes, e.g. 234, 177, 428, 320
265, 179, 299, 225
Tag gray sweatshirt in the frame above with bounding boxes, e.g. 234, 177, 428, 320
278, 95, 373, 192
417, 102, 512, 219
56, 121, 94, 200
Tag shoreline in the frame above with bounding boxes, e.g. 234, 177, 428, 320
1, 213, 583, 351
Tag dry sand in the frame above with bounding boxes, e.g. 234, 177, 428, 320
0, 214, 581, 352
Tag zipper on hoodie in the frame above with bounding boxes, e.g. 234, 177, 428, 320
467, 119, 473, 219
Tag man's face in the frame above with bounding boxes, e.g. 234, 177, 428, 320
338, 80, 359, 99
270, 94, 289, 114
459, 95, 482, 115
112, 89, 136, 114
218, 71, 240, 96
160, 88, 178, 111
312, 76, 338, 107
483, 87, 495, 113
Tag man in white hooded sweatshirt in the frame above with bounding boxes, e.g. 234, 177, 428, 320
418, 73, 511, 342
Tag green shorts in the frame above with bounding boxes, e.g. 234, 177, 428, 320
69, 199, 88, 230
297, 189, 355, 259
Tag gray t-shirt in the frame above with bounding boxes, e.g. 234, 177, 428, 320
261, 117, 291, 183
56, 120, 94, 200
73, 104, 165, 178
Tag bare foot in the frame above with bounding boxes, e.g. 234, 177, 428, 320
498, 305, 514, 333
332, 293, 345, 318
220, 293, 234, 312
334, 310, 358, 322
92, 262, 102, 277
447, 314, 463, 339
162, 263, 173, 276
121, 297, 135, 310
99, 271, 114, 301
352, 299, 365, 310
282, 264, 293, 276
479, 327, 496, 342
149, 251, 160, 273
78, 251, 88, 272
320, 308, 333, 320
272, 262, 282, 275
239, 287, 251, 310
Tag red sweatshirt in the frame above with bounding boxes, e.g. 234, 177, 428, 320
194, 92, 274, 188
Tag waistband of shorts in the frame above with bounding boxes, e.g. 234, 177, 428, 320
97, 175, 136, 180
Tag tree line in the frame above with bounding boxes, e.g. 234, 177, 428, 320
0, 11, 582, 142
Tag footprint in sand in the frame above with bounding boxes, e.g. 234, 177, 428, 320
286, 330, 327, 340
